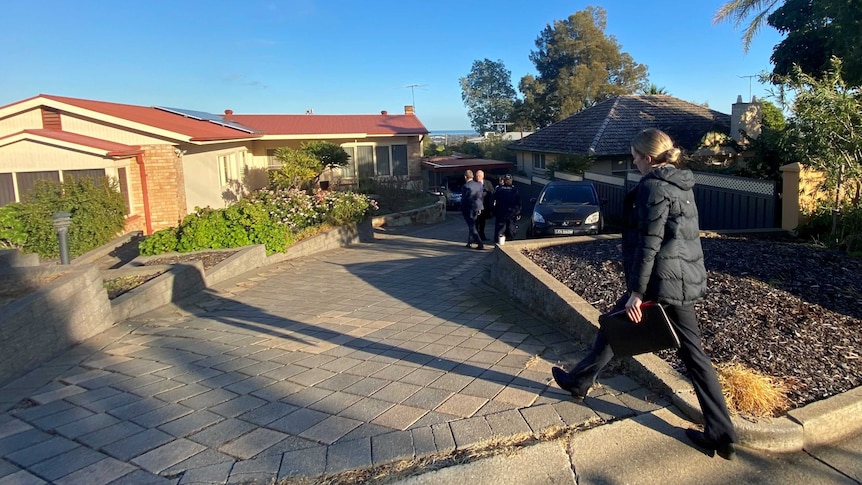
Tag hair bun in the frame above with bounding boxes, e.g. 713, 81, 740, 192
663, 147, 681, 164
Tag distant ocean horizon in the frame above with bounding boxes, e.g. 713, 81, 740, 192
429, 129, 478, 136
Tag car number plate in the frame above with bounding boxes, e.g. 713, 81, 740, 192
553, 228, 575, 235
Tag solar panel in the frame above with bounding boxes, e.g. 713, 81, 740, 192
155, 106, 257, 134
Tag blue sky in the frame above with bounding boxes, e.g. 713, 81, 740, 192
1, 1, 785, 131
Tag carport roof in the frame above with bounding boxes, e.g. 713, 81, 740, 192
421, 156, 513, 172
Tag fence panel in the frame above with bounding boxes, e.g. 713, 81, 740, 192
581, 170, 778, 231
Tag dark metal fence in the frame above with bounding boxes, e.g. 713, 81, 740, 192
581, 171, 779, 230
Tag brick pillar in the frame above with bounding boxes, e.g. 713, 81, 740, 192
140, 145, 187, 231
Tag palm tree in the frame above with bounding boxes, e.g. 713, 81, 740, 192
641, 84, 668, 95
713, 0, 781, 52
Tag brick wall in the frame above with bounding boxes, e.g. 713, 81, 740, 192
140, 145, 187, 232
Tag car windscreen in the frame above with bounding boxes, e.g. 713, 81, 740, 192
539, 186, 597, 205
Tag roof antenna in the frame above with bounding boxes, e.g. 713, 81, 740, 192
738, 75, 756, 102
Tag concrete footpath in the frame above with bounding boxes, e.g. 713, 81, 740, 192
0, 214, 859, 484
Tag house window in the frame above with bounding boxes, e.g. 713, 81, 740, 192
356, 146, 374, 178
340, 146, 355, 178
375, 146, 391, 176
0, 173, 14, 206
267, 149, 281, 169
392, 145, 408, 176
64, 169, 106, 184
16, 171, 60, 200
532, 152, 546, 169
117, 167, 131, 214
219, 154, 239, 186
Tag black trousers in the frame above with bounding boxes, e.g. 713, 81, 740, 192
476, 211, 491, 239
494, 217, 518, 242
566, 298, 737, 445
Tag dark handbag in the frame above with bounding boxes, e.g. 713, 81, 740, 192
598, 302, 680, 357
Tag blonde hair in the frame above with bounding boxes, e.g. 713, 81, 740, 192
631, 128, 681, 165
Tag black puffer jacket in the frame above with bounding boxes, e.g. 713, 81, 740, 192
622, 165, 707, 306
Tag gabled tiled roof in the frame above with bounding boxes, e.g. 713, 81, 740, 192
37, 95, 260, 141
0, 129, 142, 156
231, 114, 428, 136
2, 95, 428, 142
508, 95, 731, 156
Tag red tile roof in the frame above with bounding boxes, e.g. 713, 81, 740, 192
229, 114, 428, 136
38, 95, 260, 142
1, 129, 142, 156
15, 95, 428, 141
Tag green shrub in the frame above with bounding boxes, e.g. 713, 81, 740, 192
797, 204, 862, 254
138, 227, 179, 255
249, 188, 321, 231
137, 188, 376, 256
0, 203, 27, 249
318, 190, 376, 226
140, 199, 292, 256
16, 177, 126, 258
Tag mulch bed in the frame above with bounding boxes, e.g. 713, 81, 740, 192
523, 233, 862, 409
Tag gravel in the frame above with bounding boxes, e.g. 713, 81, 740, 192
523, 233, 862, 409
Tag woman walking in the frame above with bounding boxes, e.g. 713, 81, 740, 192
551, 128, 738, 460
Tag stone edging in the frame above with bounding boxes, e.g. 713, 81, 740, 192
487, 234, 862, 452
371, 200, 445, 227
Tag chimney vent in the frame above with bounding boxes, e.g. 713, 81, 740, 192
404, 105, 415, 115
305, 109, 313, 115
381, 110, 388, 115
224, 109, 233, 116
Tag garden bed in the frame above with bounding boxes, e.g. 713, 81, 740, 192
523, 233, 862, 410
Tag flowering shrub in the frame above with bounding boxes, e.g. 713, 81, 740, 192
314, 190, 378, 226
139, 188, 376, 256
250, 188, 321, 231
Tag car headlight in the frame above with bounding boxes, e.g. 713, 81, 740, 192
584, 212, 600, 224
532, 211, 545, 224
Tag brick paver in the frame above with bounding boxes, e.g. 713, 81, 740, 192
0, 216, 659, 483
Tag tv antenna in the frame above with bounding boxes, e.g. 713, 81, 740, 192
738, 75, 756, 101
404, 84, 426, 109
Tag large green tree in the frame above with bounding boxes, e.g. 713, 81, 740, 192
520, 6, 648, 127
715, 0, 862, 87
460, 59, 518, 134
779, 58, 862, 236
769, 0, 862, 87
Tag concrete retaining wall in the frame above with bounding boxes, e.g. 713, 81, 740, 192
371, 200, 445, 228
0, 218, 374, 386
488, 234, 861, 452
0, 265, 113, 383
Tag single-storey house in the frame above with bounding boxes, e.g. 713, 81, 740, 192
0, 94, 428, 234
507, 94, 760, 179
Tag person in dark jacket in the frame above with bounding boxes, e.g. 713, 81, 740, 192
475, 170, 495, 241
492, 174, 521, 244
460, 170, 485, 249
551, 128, 738, 460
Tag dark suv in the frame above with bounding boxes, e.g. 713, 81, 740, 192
526, 181, 603, 238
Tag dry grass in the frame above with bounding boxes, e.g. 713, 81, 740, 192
717, 362, 791, 418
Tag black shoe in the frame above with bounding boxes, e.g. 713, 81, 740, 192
685, 429, 736, 460
465, 243, 472, 248
551, 367, 591, 400
475, 244, 485, 250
